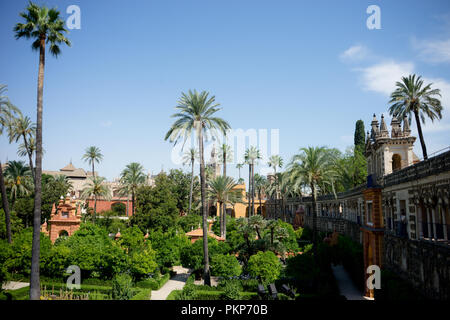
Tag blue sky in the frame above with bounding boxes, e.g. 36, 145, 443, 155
1, 0, 450, 183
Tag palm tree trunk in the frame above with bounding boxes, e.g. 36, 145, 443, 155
93, 195, 97, 222
132, 191, 135, 216
22, 134, 35, 184
92, 162, 95, 178
251, 161, 255, 217
222, 149, 227, 238
0, 161, 12, 243
259, 192, 262, 217
198, 125, 210, 286
414, 110, 428, 160
188, 159, 194, 215
248, 163, 252, 217
311, 183, 318, 257
30, 35, 45, 301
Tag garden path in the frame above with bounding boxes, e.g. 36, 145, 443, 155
150, 266, 191, 300
331, 265, 367, 300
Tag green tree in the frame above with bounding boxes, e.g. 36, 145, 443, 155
14, 1, 71, 299
287, 147, 338, 253
80, 176, 111, 222
244, 146, 262, 217
247, 251, 281, 284
118, 162, 146, 215
389, 74, 443, 160
235, 163, 244, 182
82, 146, 103, 177
208, 175, 242, 239
210, 254, 241, 278
182, 148, 198, 215
0, 84, 19, 243
354, 120, 365, 153
8, 114, 36, 182
111, 273, 134, 300
4, 160, 33, 209
129, 245, 158, 280
253, 174, 266, 216
165, 90, 230, 286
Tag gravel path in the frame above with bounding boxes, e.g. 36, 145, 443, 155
150, 267, 191, 300
331, 265, 366, 300
2, 281, 29, 291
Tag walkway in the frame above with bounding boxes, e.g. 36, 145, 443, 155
331, 265, 366, 300
2, 281, 29, 291
150, 266, 191, 300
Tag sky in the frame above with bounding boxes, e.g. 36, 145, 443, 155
1, 0, 450, 183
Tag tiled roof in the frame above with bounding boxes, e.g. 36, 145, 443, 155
185, 228, 225, 241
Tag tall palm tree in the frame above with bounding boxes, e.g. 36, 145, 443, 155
165, 90, 230, 286
268, 155, 283, 218
236, 163, 244, 181
14, 1, 71, 300
287, 147, 337, 253
0, 84, 19, 243
4, 160, 33, 209
80, 176, 111, 222
389, 74, 443, 160
119, 162, 146, 216
208, 175, 241, 239
219, 143, 233, 237
254, 173, 266, 216
82, 146, 103, 177
244, 146, 261, 217
8, 114, 36, 182
182, 148, 198, 215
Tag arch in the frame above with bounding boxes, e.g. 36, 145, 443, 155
59, 230, 69, 238
392, 154, 402, 172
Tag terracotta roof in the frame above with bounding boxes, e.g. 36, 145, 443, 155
185, 228, 225, 241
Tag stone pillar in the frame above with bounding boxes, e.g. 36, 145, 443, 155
427, 207, 432, 239
417, 205, 423, 239
431, 207, 437, 240
441, 205, 447, 240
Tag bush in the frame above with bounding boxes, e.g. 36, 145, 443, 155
136, 273, 170, 290
210, 254, 241, 278
221, 280, 242, 300
166, 289, 182, 300
285, 252, 319, 292
374, 270, 424, 301
111, 274, 134, 300
129, 245, 158, 280
247, 251, 281, 284
336, 235, 364, 290
111, 202, 126, 216
130, 288, 152, 300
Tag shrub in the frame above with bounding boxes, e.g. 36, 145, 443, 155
210, 254, 241, 278
130, 288, 152, 300
136, 273, 170, 290
111, 274, 134, 300
178, 283, 197, 300
129, 245, 158, 280
111, 202, 126, 216
285, 253, 319, 292
221, 280, 242, 300
247, 251, 281, 284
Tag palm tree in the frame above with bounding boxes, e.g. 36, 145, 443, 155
236, 163, 244, 181
51, 174, 73, 195
389, 74, 443, 160
287, 147, 337, 253
182, 148, 198, 215
244, 146, 261, 217
165, 90, 230, 286
14, 1, 71, 300
219, 143, 233, 238
208, 176, 241, 239
0, 84, 19, 243
4, 160, 33, 209
80, 176, 111, 222
254, 173, 266, 216
82, 146, 103, 177
8, 114, 36, 182
118, 162, 146, 216
268, 155, 283, 218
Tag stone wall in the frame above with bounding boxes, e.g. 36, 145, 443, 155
384, 232, 450, 300
304, 215, 361, 244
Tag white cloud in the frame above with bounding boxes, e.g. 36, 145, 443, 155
412, 38, 450, 64
356, 60, 414, 96
339, 45, 370, 62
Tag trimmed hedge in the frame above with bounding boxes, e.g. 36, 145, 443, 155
136, 273, 170, 290
165, 289, 258, 300
0, 286, 30, 300
130, 288, 152, 300
166, 289, 182, 300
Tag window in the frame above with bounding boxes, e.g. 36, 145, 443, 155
366, 201, 373, 226
392, 154, 402, 172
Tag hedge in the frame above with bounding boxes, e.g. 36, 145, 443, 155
166, 289, 182, 300
130, 288, 152, 300
188, 290, 258, 300
135, 273, 170, 290
41, 282, 112, 294
0, 286, 30, 300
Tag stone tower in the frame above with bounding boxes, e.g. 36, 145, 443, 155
207, 144, 221, 179
362, 113, 417, 298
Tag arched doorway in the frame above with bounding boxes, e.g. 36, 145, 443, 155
59, 230, 69, 238
392, 154, 402, 172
